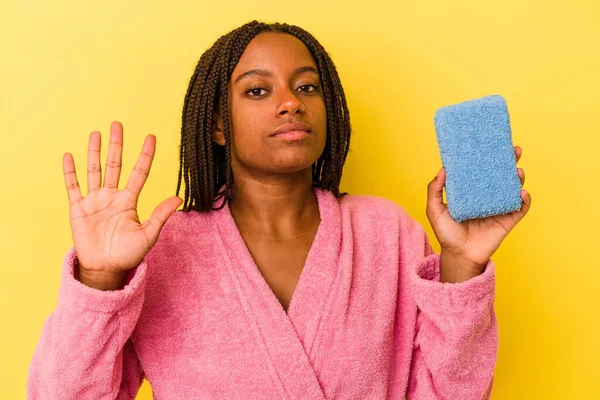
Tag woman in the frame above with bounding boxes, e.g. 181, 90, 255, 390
27, 20, 531, 399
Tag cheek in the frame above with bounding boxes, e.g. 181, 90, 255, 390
314, 105, 328, 149
229, 105, 269, 157
313, 99, 327, 131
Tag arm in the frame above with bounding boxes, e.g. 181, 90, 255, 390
27, 246, 147, 400
407, 234, 497, 399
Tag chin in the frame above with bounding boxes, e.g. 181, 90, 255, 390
270, 162, 315, 174
264, 146, 319, 169
268, 156, 319, 174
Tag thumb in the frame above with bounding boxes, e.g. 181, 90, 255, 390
426, 167, 446, 220
144, 196, 183, 243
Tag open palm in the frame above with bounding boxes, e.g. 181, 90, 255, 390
63, 121, 182, 277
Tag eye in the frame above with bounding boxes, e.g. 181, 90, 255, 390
246, 87, 267, 97
298, 84, 317, 92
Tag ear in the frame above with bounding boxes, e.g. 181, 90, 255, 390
211, 108, 226, 147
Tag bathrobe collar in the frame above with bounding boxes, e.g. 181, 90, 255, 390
211, 187, 342, 398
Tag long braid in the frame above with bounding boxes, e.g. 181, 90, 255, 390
214, 32, 238, 209
195, 47, 219, 207
177, 20, 352, 211
177, 55, 201, 210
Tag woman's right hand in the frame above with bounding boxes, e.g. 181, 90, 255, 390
63, 121, 183, 290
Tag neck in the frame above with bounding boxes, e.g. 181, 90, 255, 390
228, 169, 319, 237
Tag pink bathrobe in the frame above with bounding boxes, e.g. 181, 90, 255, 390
27, 188, 498, 399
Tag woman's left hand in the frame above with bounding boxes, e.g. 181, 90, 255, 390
426, 145, 532, 283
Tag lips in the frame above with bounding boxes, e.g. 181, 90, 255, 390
272, 122, 312, 136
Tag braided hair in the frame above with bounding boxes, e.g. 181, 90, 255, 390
176, 20, 351, 212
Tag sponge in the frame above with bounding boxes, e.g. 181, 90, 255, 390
433, 94, 522, 222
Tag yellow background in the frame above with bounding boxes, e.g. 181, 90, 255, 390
1, 0, 597, 398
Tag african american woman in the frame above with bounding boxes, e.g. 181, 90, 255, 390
28, 20, 531, 399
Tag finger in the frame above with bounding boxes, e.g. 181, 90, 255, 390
514, 146, 522, 163
87, 131, 102, 194
103, 121, 124, 189
63, 153, 83, 205
125, 134, 156, 198
516, 189, 532, 219
517, 168, 525, 185
426, 167, 446, 220
142, 196, 183, 245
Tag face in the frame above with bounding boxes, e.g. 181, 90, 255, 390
213, 32, 327, 178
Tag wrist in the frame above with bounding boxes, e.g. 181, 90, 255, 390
76, 265, 127, 291
439, 251, 486, 283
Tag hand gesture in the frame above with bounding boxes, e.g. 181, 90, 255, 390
426, 146, 532, 282
62, 121, 182, 289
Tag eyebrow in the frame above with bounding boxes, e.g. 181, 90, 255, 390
233, 66, 319, 85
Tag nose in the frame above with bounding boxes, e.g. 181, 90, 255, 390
276, 89, 305, 116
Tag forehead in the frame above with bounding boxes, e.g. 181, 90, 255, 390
232, 32, 317, 77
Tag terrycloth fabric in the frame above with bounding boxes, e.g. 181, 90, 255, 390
27, 188, 498, 399
434, 94, 522, 222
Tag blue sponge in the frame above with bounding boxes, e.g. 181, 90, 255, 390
433, 94, 522, 222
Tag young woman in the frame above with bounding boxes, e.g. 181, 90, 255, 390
27, 20, 531, 399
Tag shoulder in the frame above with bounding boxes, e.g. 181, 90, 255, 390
147, 208, 215, 254
338, 193, 410, 221
337, 192, 426, 236
142, 208, 219, 280
162, 209, 211, 234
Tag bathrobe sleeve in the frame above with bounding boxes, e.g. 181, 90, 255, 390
406, 233, 498, 400
27, 246, 147, 400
